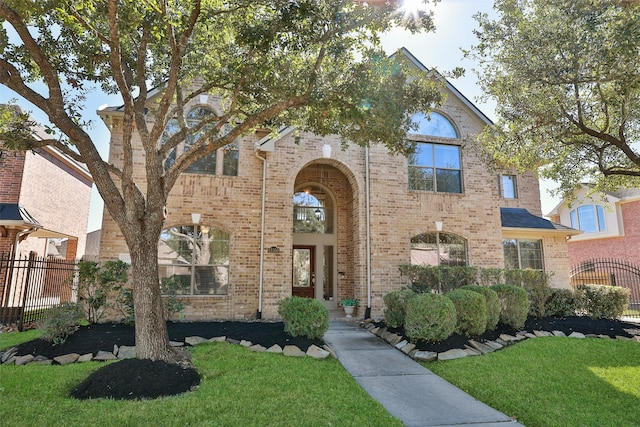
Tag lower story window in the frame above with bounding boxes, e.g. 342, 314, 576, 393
411, 232, 467, 266
503, 239, 543, 270
158, 225, 230, 295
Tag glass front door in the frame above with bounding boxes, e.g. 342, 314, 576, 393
292, 246, 315, 298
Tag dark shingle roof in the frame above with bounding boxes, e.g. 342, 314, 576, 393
0, 203, 41, 226
500, 208, 556, 230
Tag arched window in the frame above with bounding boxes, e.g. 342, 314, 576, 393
162, 106, 238, 176
158, 225, 230, 295
409, 111, 458, 138
410, 232, 467, 266
293, 185, 334, 234
407, 112, 462, 193
570, 205, 606, 233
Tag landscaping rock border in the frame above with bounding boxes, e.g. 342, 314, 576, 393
361, 320, 640, 362
0, 335, 335, 366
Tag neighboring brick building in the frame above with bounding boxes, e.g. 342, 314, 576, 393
0, 107, 93, 260
98, 49, 579, 320
548, 185, 640, 267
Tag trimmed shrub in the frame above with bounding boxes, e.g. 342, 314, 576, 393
446, 289, 487, 337
398, 265, 478, 293
77, 260, 129, 323
383, 290, 416, 328
39, 302, 86, 345
544, 289, 577, 317
404, 293, 456, 342
576, 285, 630, 319
504, 269, 552, 317
461, 285, 500, 331
278, 296, 329, 339
491, 284, 529, 329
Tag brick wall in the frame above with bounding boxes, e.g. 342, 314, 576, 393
569, 201, 640, 266
99, 87, 571, 319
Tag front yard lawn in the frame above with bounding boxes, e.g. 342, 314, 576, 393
0, 332, 401, 427
427, 337, 640, 427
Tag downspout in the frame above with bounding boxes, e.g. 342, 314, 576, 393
255, 150, 267, 319
365, 146, 372, 319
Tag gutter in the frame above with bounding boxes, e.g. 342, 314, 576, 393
365, 146, 372, 319
255, 150, 267, 319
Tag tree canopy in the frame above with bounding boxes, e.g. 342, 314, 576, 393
0, 0, 444, 362
470, 0, 640, 199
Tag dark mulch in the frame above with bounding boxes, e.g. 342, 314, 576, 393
6, 316, 639, 401
9, 320, 324, 401
13, 320, 324, 359
378, 316, 640, 353
70, 358, 201, 400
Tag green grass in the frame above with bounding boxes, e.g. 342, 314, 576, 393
0, 334, 401, 427
427, 337, 640, 427
0, 329, 41, 349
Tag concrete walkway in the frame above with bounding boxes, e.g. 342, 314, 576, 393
323, 321, 525, 427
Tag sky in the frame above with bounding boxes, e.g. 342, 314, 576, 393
0, 0, 560, 233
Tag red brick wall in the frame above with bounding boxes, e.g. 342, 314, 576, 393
569, 201, 640, 266
0, 148, 26, 204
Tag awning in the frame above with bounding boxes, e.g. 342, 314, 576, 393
0, 203, 41, 227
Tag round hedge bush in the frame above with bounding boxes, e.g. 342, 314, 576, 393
277, 296, 328, 339
446, 289, 487, 337
460, 285, 500, 331
404, 293, 456, 342
491, 284, 530, 329
544, 288, 577, 317
383, 289, 416, 328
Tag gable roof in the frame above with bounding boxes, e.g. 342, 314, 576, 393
392, 47, 493, 127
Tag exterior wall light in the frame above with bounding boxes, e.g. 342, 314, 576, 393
191, 213, 201, 224
322, 144, 332, 158
435, 221, 443, 231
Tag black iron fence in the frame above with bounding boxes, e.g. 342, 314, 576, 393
571, 258, 640, 318
0, 252, 78, 330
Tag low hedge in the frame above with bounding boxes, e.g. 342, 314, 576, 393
446, 289, 487, 337
383, 290, 416, 328
277, 296, 329, 339
405, 293, 457, 342
460, 285, 500, 331
576, 284, 630, 319
491, 284, 529, 329
544, 288, 577, 317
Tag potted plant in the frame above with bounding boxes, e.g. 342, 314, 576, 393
340, 298, 358, 318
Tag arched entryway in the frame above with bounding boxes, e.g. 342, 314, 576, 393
292, 162, 358, 310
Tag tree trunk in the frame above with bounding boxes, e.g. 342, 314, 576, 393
129, 237, 189, 364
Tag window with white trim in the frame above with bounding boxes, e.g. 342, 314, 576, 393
570, 205, 606, 233
503, 239, 543, 270
162, 106, 238, 176
501, 175, 517, 199
158, 225, 230, 295
411, 232, 467, 266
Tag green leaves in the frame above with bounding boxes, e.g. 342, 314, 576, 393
471, 0, 640, 197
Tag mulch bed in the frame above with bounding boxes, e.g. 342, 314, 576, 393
5, 316, 640, 401
377, 316, 640, 353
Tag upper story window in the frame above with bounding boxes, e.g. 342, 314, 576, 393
162, 106, 238, 176
158, 225, 230, 295
501, 175, 518, 199
409, 112, 458, 138
293, 185, 334, 234
570, 205, 606, 233
408, 143, 462, 193
410, 232, 467, 266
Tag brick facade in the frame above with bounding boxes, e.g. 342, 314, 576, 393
99, 74, 574, 320
568, 201, 640, 266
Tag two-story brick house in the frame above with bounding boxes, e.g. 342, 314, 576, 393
0, 107, 93, 260
97, 49, 578, 320
548, 185, 640, 267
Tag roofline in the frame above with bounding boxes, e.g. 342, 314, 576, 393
502, 226, 582, 236
393, 47, 493, 127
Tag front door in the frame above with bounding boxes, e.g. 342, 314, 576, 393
292, 246, 315, 298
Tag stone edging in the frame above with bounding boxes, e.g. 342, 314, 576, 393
361, 321, 640, 362
0, 335, 336, 366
